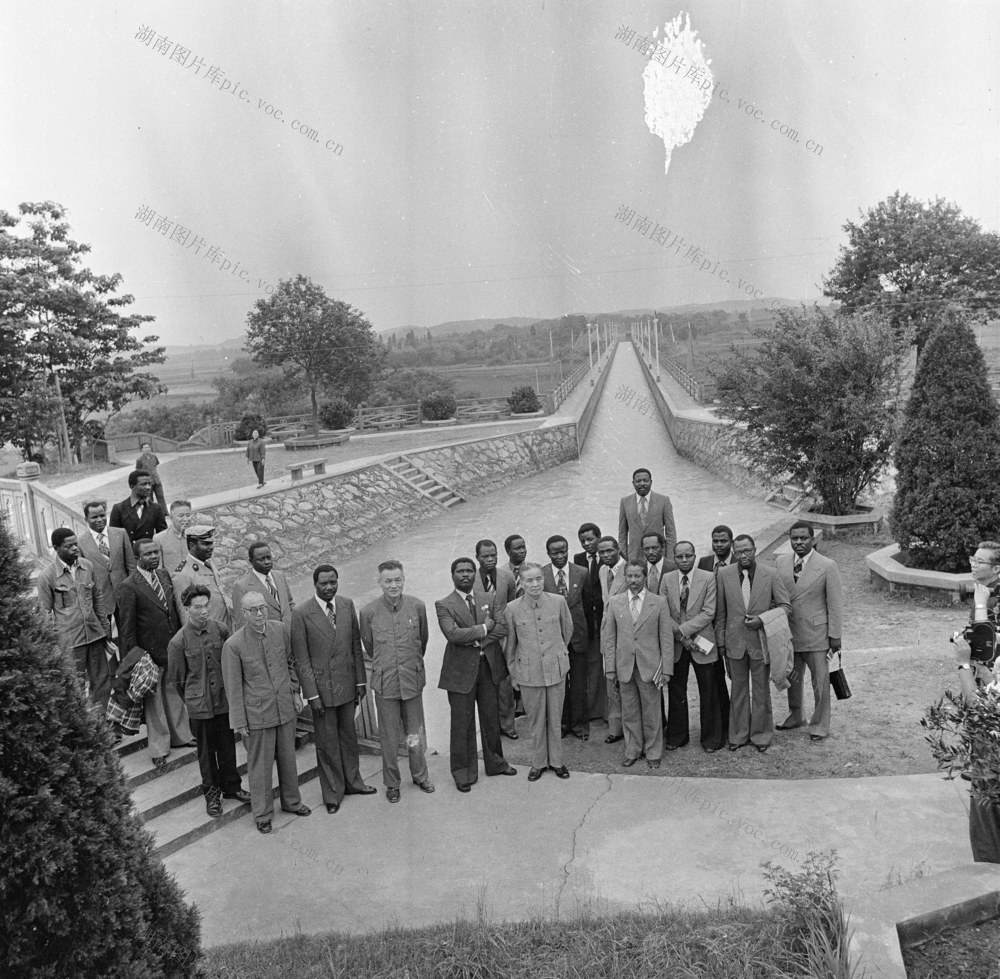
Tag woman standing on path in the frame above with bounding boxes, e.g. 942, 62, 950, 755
246, 430, 266, 488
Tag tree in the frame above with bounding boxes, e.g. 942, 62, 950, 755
890, 312, 1000, 572
244, 274, 384, 435
0, 202, 165, 462
0, 515, 201, 976
713, 306, 906, 515
368, 368, 455, 406
824, 191, 1000, 355
212, 362, 306, 418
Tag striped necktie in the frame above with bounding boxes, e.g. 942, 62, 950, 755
793, 558, 803, 582
150, 571, 166, 605
326, 601, 336, 625
266, 574, 279, 603
630, 593, 641, 623
557, 569, 568, 596
97, 532, 110, 558
680, 574, 689, 613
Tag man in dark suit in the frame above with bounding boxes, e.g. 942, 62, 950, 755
618, 468, 676, 566
660, 541, 728, 752
574, 522, 605, 721
231, 541, 296, 630
77, 499, 135, 629
436, 557, 516, 792
715, 534, 791, 753
598, 535, 629, 744
698, 525, 735, 574
543, 534, 594, 740
117, 539, 193, 767
291, 564, 376, 814
109, 470, 167, 545
472, 539, 517, 738
775, 521, 844, 742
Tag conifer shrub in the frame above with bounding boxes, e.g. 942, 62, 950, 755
420, 392, 457, 420
318, 397, 356, 430
0, 516, 201, 976
507, 385, 542, 413
890, 314, 1000, 572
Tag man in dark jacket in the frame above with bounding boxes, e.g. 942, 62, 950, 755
166, 583, 250, 816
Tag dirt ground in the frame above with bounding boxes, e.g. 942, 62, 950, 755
902, 915, 1000, 978
502, 531, 967, 781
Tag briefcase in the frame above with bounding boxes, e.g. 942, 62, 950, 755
829, 651, 851, 701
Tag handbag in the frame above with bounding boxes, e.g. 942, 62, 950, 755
829, 650, 852, 700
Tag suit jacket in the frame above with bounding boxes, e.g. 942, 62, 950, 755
601, 590, 674, 684
77, 526, 135, 615
436, 590, 509, 693
109, 496, 167, 544
599, 558, 629, 602
117, 568, 181, 668
775, 551, 844, 652
290, 596, 365, 708
698, 554, 733, 574
714, 562, 791, 661
472, 565, 517, 606
230, 569, 295, 630
542, 562, 594, 650
574, 550, 604, 625
222, 621, 300, 731
618, 491, 677, 566
36, 557, 109, 652
660, 567, 718, 664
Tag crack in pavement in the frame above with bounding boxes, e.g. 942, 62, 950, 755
555, 773, 615, 918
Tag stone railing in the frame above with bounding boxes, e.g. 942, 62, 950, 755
103, 431, 183, 454
0, 466, 87, 562
548, 362, 590, 413
576, 341, 618, 450
656, 350, 716, 403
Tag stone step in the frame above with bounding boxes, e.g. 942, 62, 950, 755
121, 743, 199, 790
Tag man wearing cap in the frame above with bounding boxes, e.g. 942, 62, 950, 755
154, 500, 195, 574
172, 525, 232, 630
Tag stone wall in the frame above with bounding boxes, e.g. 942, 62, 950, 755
576, 343, 617, 451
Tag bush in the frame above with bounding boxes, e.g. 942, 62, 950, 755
234, 413, 267, 441
507, 385, 542, 413
0, 515, 201, 976
105, 400, 213, 442
420, 392, 457, 420
318, 398, 356, 430
890, 313, 1000, 572
367, 369, 455, 407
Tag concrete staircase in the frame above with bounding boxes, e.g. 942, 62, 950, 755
382, 455, 465, 508
765, 483, 816, 512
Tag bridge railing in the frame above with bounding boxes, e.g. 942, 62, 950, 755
653, 350, 717, 403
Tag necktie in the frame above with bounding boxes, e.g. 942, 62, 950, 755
648, 565, 659, 594
680, 574, 689, 613
266, 574, 279, 603
715, 559, 725, 573
607, 569, 614, 592
793, 558, 803, 583
557, 569, 567, 596
630, 593, 641, 623
135, 503, 144, 521
514, 570, 524, 599
483, 571, 494, 593
150, 571, 166, 605
639, 497, 648, 522
466, 594, 477, 621
97, 532, 109, 558
741, 571, 751, 608
326, 601, 337, 626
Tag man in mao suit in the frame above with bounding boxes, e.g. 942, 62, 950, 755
437, 557, 516, 792
775, 521, 844, 742
109, 470, 167, 544
575, 522, 606, 721
602, 561, 673, 769
117, 540, 193, 766
542, 534, 594, 740
660, 541, 729, 753
618, 467, 677, 566
231, 541, 295, 631
472, 539, 518, 738
715, 534, 791, 752
698, 525, 735, 575
291, 564, 376, 814
77, 499, 135, 629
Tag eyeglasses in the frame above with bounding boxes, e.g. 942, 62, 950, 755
970, 557, 999, 567
244, 607, 268, 616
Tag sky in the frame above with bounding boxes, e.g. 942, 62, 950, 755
1, 1, 997, 346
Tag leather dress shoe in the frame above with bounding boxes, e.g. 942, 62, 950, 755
776, 721, 803, 731
527, 767, 544, 782
703, 746, 720, 754
728, 742, 750, 752
755, 744, 769, 753
205, 789, 223, 818
326, 802, 341, 814
664, 744, 679, 752
491, 765, 517, 776
346, 785, 377, 795
386, 787, 401, 802
810, 734, 827, 742
456, 783, 471, 793
647, 759, 661, 770
283, 804, 311, 817
502, 730, 519, 740
605, 734, 624, 744
413, 780, 435, 793
552, 766, 570, 779
622, 756, 639, 768
151, 756, 167, 769
223, 789, 251, 803
257, 821, 272, 834
181, 740, 197, 748
574, 730, 590, 741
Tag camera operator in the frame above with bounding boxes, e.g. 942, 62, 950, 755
953, 540, 1000, 862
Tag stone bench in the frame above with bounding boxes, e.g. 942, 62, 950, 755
288, 457, 327, 482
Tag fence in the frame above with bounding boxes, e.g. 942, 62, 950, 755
549, 361, 590, 412
656, 351, 717, 403
0, 469, 86, 565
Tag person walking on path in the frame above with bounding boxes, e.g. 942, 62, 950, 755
246, 429, 266, 488
135, 441, 167, 511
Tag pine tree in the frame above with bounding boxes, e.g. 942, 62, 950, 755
0, 516, 201, 976
890, 313, 1000, 572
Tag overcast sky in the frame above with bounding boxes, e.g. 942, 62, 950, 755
2, 1, 997, 345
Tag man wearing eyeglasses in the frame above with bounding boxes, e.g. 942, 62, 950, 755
223, 592, 311, 834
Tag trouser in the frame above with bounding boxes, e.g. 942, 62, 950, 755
520, 681, 566, 770
375, 693, 429, 789
312, 700, 367, 804
970, 795, 1000, 863
246, 719, 301, 823
728, 653, 773, 747
151, 481, 167, 511
72, 638, 111, 711
784, 650, 831, 738
605, 675, 623, 736
666, 649, 729, 751
251, 460, 265, 485
498, 674, 517, 735
620, 673, 664, 761
587, 631, 607, 720
448, 657, 506, 786
561, 643, 590, 734
189, 714, 241, 794
144, 678, 193, 758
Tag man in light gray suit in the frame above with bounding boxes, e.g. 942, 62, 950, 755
291, 565, 376, 814
230, 541, 295, 631
618, 467, 677, 566
775, 521, 844, 742
77, 499, 135, 629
